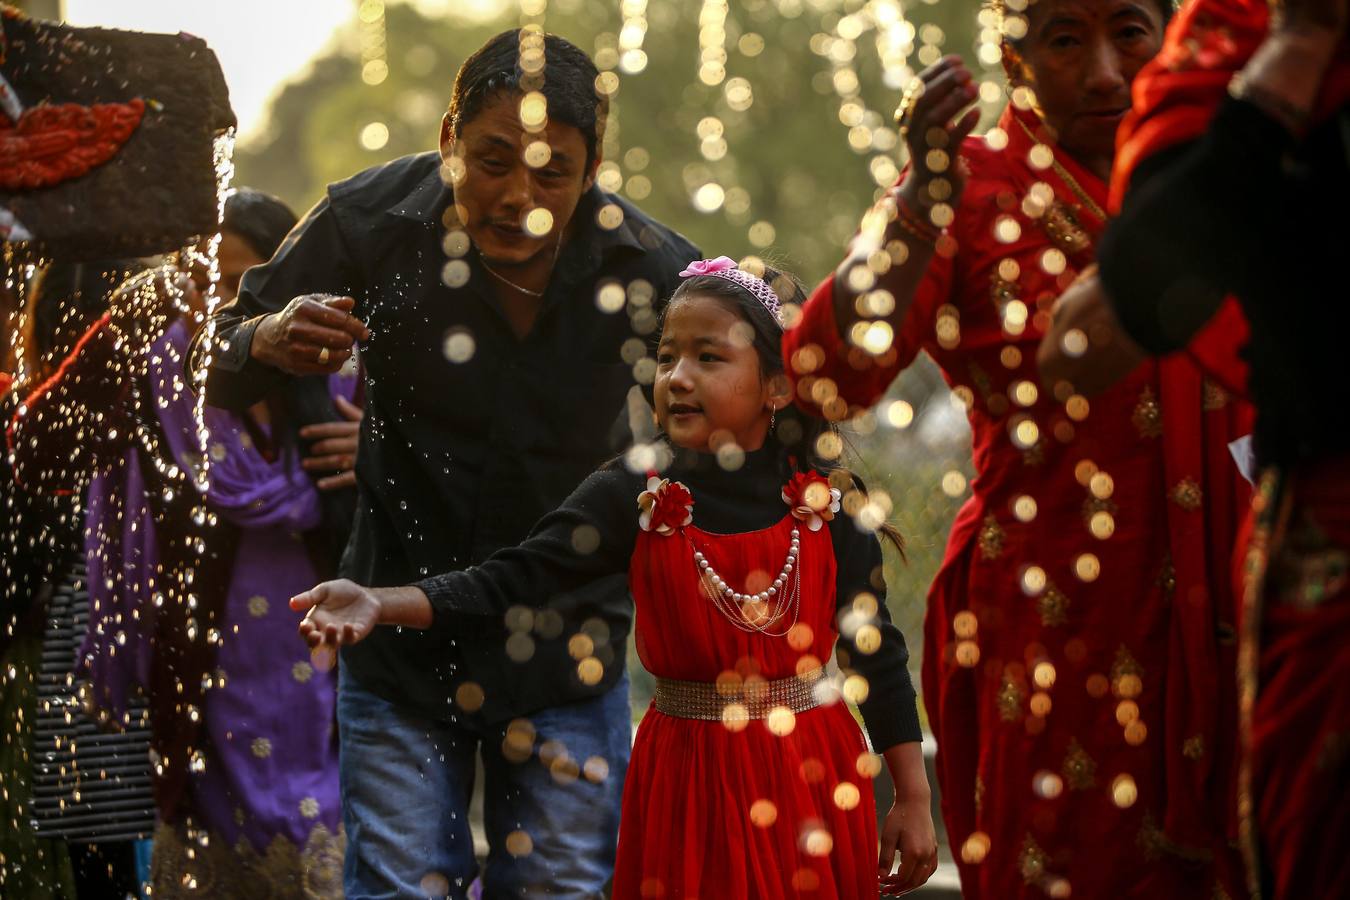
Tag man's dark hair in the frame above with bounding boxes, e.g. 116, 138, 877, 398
222, 188, 299, 263
447, 29, 606, 172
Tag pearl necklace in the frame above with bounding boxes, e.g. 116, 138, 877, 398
691, 526, 802, 636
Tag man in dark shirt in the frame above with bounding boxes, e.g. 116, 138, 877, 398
190, 29, 697, 898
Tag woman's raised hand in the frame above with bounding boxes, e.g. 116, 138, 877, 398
291, 579, 382, 649
895, 55, 981, 210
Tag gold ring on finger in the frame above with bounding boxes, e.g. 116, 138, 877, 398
318, 346, 331, 365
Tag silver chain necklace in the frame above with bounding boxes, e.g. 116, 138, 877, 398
478, 238, 562, 298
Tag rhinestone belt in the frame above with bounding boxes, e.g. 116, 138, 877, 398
652, 668, 825, 721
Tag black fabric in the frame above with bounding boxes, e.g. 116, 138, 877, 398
191, 152, 700, 722
418, 445, 923, 751
1100, 96, 1350, 466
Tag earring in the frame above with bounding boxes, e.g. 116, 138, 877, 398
769, 405, 777, 433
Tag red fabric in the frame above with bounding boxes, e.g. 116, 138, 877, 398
785, 104, 1251, 898
1108, 0, 1350, 395
1241, 462, 1350, 898
615, 499, 878, 899
0, 98, 145, 191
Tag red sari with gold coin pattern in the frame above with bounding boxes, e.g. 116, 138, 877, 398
783, 102, 1252, 898
1108, 3, 1350, 896
612, 485, 880, 899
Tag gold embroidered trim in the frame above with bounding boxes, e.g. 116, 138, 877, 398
1183, 735, 1205, 760
1037, 582, 1070, 627
1132, 386, 1163, 438
1019, 833, 1049, 884
1042, 201, 1092, 256
997, 673, 1025, 723
1061, 738, 1097, 790
1157, 553, 1177, 596
150, 821, 345, 899
1236, 470, 1286, 900
1111, 645, 1144, 698
990, 274, 1018, 311
978, 515, 1006, 561
1171, 477, 1203, 512
1082, 496, 1119, 528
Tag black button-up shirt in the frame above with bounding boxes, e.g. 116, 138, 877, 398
191, 151, 698, 722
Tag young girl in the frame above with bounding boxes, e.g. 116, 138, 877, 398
291, 256, 937, 898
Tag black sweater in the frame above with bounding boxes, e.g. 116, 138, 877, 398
418, 445, 923, 752
1100, 96, 1350, 467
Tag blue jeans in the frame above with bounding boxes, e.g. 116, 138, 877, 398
336, 665, 631, 900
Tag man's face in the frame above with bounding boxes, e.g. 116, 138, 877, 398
439, 91, 598, 267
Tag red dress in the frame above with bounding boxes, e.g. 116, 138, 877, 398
614, 489, 879, 899
784, 104, 1251, 898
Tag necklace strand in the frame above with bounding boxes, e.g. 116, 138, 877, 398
478, 238, 563, 298
690, 527, 803, 636
1014, 116, 1108, 222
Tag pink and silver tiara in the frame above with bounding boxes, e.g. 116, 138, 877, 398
678, 256, 783, 325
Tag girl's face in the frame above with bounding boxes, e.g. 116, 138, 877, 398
653, 294, 786, 453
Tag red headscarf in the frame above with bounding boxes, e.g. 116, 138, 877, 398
1108, 0, 1350, 395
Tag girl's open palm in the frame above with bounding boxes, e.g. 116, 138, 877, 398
291, 579, 381, 649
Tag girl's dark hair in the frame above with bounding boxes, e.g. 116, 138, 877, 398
222, 188, 298, 263
447, 29, 606, 172
664, 267, 905, 556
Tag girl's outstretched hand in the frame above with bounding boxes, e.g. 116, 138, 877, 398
291, 579, 382, 649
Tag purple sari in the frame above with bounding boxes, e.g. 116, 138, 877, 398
81, 320, 350, 887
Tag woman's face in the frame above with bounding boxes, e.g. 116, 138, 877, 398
216, 230, 264, 303
1011, 0, 1165, 177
